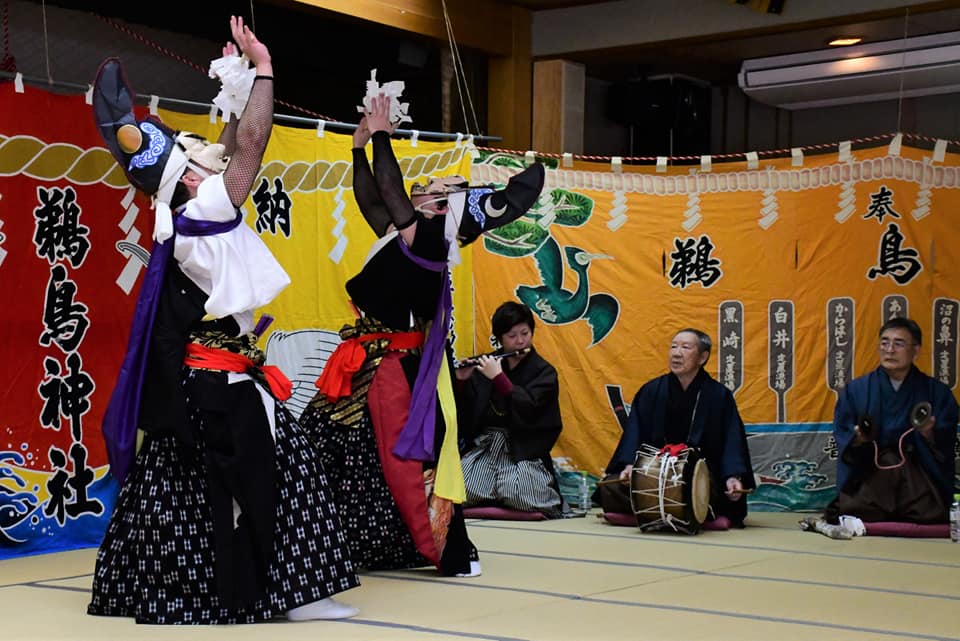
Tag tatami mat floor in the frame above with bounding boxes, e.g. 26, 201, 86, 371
1, 512, 957, 641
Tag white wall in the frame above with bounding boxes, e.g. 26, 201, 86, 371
720, 90, 960, 154
536, 0, 960, 156
532, 0, 935, 57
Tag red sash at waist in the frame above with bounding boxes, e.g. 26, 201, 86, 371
183, 343, 292, 401
315, 331, 425, 402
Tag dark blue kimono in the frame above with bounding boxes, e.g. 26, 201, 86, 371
606, 369, 755, 523
833, 365, 958, 509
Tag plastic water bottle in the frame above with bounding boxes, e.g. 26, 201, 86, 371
578, 471, 590, 513
951, 494, 960, 543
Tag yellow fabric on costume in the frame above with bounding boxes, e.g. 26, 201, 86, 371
433, 353, 466, 503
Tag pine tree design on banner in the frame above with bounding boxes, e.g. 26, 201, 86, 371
476, 152, 621, 347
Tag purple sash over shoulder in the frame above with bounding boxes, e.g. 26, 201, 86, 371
101, 209, 243, 484
392, 240, 451, 461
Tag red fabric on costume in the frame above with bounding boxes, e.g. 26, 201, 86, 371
315, 331, 424, 402
367, 351, 440, 566
315, 338, 367, 401
491, 372, 513, 396
183, 343, 292, 401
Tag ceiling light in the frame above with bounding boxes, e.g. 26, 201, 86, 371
828, 37, 862, 46
739, 30, 960, 110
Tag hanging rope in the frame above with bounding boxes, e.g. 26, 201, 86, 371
40, 0, 52, 83
96, 15, 207, 73
440, 0, 482, 136
94, 14, 335, 121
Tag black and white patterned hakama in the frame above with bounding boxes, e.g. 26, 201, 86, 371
87, 374, 359, 624
299, 408, 428, 571
461, 428, 564, 517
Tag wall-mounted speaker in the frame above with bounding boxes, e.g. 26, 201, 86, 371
605, 75, 711, 156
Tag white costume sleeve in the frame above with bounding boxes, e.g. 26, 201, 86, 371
173, 174, 291, 333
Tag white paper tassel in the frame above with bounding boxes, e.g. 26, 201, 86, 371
209, 54, 256, 120
356, 69, 412, 125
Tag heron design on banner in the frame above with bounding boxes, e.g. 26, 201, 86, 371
476, 153, 621, 347
516, 236, 618, 346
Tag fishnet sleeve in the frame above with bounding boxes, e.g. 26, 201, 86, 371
222, 77, 273, 208
370, 131, 416, 231
216, 115, 239, 158
352, 147, 393, 237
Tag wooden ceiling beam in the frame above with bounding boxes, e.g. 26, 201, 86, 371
296, 0, 535, 149
293, 0, 516, 56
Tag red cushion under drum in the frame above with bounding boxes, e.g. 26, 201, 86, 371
462, 506, 547, 521
601, 511, 635, 526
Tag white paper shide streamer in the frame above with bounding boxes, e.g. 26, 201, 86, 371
357, 69, 412, 125
209, 54, 256, 120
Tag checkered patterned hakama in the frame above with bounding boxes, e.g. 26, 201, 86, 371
300, 407, 429, 570
87, 373, 359, 624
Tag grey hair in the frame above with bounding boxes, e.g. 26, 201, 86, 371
676, 328, 712, 358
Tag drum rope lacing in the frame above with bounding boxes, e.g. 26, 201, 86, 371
642, 445, 689, 532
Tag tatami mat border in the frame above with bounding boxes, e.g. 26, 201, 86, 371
467, 522, 960, 568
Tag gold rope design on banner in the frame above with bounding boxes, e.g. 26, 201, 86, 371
257, 146, 468, 193
0, 135, 129, 187
1, 134, 467, 193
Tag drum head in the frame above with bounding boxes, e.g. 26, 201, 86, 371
689, 459, 711, 524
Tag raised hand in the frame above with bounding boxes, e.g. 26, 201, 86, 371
353, 116, 372, 148
365, 93, 396, 135
230, 15, 271, 73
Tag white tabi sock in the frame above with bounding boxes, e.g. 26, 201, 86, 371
454, 560, 483, 578
286, 597, 359, 621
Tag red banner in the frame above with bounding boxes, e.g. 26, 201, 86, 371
0, 84, 152, 554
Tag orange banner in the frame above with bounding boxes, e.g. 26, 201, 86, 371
469, 144, 960, 509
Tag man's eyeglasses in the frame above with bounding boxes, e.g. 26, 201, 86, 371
878, 338, 916, 351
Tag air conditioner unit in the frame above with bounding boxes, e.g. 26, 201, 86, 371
738, 30, 960, 109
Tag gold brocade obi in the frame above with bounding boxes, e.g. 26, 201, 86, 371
307, 316, 424, 428
187, 327, 265, 365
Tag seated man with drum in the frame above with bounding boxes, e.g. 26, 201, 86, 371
599, 329, 755, 531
